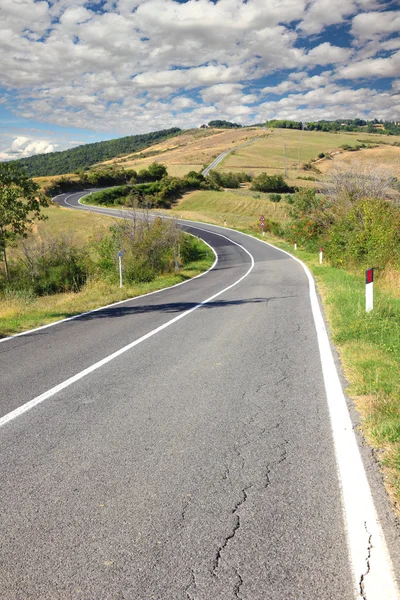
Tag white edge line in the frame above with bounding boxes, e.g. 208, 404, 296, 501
193, 221, 399, 600
0, 235, 254, 429
0, 216, 218, 345
12, 196, 399, 597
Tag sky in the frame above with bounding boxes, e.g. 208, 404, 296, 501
1, 0, 399, 160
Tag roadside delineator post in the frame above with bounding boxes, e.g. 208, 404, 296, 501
118, 250, 123, 288
366, 267, 374, 313
294, 242, 297, 251
319, 247, 323, 264
224, 219, 227, 226
260, 214, 265, 236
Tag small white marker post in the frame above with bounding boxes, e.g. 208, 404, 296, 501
294, 242, 297, 251
366, 267, 374, 312
319, 246, 323, 264
224, 219, 227, 226
118, 251, 123, 288
260, 214, 265, 236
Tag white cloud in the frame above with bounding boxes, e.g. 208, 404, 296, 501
351, 10, 400, 40
0, 137, 56, 160
0, 0, 398, 138
337, 50, 400, 79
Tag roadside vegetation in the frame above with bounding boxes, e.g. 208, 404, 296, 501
170, 159, 400, 511
4, 123, 400, 510
0, 164, 213, 337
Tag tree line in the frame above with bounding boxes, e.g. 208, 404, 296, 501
9, 128, 182, 177
266, 119, 400, 135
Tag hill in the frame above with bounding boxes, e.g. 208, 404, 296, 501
94, 126, 400, 190
12, 128, 182, 177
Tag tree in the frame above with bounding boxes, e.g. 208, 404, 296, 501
0, 163, 47, 281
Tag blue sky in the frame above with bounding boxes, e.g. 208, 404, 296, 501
0, 0, 399, 159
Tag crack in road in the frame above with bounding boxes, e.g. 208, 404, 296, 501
359, 522, 372, 599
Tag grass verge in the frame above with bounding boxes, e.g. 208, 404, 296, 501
0, 255, 214, 339
237, 231, 400, 511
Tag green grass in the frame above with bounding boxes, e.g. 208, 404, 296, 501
218, 128, 400, 185
0, 254, 214, 338
172, 189, 400, 510
1, 203, 214, 338
37, 205, 111, 242
170, 189, 289, 229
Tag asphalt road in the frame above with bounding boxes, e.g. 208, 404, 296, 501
1, 191, 399, 599
201, 137, 261, 176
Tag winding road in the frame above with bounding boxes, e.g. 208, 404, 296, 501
1, 191, 400, 599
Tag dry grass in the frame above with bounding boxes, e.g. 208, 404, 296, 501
97, 127, 264, 175
318, 146, 400, 178
220, 128, 400, 184
169, 189, 289, 229
0, 261, 212, 338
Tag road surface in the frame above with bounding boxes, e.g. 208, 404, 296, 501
1, 191, 399, 599
201, 138, 260, 176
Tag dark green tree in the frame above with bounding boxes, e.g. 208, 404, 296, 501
0, 163, 47, 280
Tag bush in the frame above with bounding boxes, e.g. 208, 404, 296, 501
269, 193, 281, 202
12, 235, 89, 295
325, 198, 400, 269
286, 189, 332, 250
251, 173, 294, 193
318, 152, 325, 159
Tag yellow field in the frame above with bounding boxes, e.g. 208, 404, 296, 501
317, 145, 400, 178
97, 127, 265, 175
219, 128, 400, 183
169, 189, 289, 230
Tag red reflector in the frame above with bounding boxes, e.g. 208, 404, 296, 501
366, 268, 374, 284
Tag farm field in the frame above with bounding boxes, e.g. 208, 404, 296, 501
317, 145, 400, 177
96, 127, 264, 176
32, 204, 111, 243
170, 188, 289, 230
218, 128, 400, 183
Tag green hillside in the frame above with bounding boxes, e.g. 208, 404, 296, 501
12, 128, 182, 177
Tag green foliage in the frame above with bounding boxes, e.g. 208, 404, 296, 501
325, 198, 400, 269
251, 173, 294, 193
84, 168, 213, 209
286, 189, 331, 250
269, 193, 282, 202
318, 152, 325, 158
10, 128, 182, 177
208, 120, 242, 129
93, 218, 181, 284
2, 235, 88, 296
44, 167, 137, 197
0, 163, 48, 280
266, 120, 302, 130
206, 170, 250, 189
86, 186, 129, 206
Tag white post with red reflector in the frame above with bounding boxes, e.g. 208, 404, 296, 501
319, 247, 323, 264
366, 267, 374, 313
260, 214, 265, 236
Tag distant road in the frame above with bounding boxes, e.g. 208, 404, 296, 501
202, 136, 261, 176
0, 191, 399, 599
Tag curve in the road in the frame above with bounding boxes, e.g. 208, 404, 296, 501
1, 189, 399, 600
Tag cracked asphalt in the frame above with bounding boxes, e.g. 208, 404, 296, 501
1, 193, 399, 599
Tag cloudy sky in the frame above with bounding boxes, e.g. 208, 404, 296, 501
1, 0, 399, 159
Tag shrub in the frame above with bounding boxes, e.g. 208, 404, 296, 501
318, 152, 325, 159
325, 198, 400, 269
251, 173, 294, 193
269, 193, 282, 202
16, 235, 89, 295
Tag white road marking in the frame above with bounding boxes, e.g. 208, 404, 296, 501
7, 195, 398, 597
0, 235, 254, 428
0, 222, 218, 345
190, 220, 399, 600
